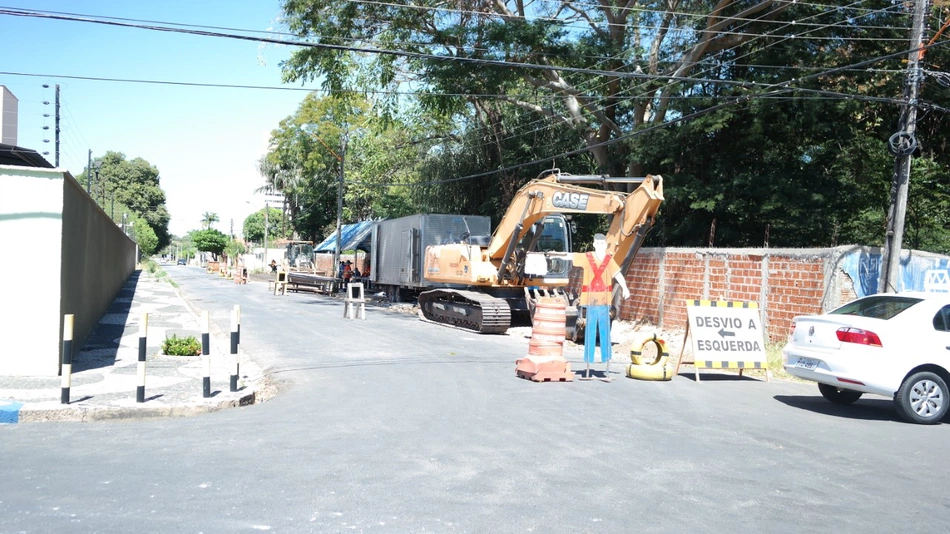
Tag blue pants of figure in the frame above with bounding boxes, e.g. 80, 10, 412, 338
584, 305, 612, 364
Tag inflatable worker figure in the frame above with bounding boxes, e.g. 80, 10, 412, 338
575, 233, 630, 381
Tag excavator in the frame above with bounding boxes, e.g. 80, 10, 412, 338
418, 170, 664, 336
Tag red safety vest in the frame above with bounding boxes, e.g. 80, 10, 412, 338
579, 252, 614, 306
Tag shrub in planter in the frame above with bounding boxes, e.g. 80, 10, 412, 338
162, 334, 202, 356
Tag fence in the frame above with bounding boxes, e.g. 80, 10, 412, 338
609, 246, 950, 343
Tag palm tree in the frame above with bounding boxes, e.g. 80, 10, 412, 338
201, 211, 219, 230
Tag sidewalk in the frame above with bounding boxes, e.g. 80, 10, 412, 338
0, 268, 272, 423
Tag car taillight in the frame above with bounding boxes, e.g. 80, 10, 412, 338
836, 327, 882, 347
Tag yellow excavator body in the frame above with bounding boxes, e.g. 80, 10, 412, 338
417, 171, 664, 335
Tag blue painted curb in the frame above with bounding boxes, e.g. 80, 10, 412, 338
0, 399, 24, 424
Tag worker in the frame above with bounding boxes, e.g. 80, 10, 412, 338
574, 233, 630, 381
343, 260, 353, 283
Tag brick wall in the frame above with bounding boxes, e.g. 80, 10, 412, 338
619, 247, 848, 343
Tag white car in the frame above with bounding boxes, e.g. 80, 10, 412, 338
783, 292, 950, 424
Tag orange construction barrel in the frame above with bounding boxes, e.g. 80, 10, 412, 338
529, 297, 566, 356
517, 297, 573, 381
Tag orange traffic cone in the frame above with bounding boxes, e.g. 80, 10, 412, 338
516, 297, 573, 382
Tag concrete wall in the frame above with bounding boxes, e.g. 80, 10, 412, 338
241, 248, 287, 272
0, 165, 135, 376
61, 174, 137, 365
0, 166, 65, 376
614, 246, 950, 343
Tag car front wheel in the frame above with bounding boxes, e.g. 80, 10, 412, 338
818, 383, 863, 405
895, 371, 949, 425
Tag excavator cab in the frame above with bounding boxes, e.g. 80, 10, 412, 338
517, 214, 573, 281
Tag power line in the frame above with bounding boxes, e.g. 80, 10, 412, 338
0, 2, 928, 176
4, 3, 942, 190
0, 7, 912, 86
337, 0, 911, 35
402, 0, 913, 157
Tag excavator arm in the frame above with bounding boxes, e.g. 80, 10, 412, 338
487, 172, 664, 280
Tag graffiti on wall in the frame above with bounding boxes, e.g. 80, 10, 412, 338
841, 249, 950, 298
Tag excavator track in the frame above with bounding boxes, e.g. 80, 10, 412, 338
417, 289, 511, 334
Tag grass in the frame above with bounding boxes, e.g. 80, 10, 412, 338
141, 258, 178, 287
728, 341, 808, 382
766, 342, 791, 380
162, 334, 201, 356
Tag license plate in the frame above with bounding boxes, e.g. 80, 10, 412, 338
795, 357, 819, 370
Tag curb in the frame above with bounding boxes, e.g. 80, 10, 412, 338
171, 275, 280, 402
18, 391, 258, 423
1, 271, 280, 424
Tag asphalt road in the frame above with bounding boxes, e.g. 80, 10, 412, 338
2, 265, 949, 533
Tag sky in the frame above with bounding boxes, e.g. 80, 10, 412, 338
1, 1, 318, 238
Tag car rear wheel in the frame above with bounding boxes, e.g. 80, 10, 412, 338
895, 372, 949, 425
818, 383, 863, 405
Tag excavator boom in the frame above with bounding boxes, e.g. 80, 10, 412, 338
488, 172, 664, 277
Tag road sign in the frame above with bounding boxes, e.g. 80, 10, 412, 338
679, 300, 769, 382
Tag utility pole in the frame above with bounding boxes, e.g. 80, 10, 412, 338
86, 149, 92, 193
333, 133, 346, 272
263, 201, 269, 269
54, 84, 60, 167
880, 0, 929, 293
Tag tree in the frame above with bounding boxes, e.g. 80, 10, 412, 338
273, 0, 950, 253
259, 94, 371, 241
223, 239, 247, 265
280, 0, 790, 184
191, 229, 229, 261
77, 151, 172, 251
242, 207, 286, 244
132, 216, 159, 256
201, 212, 220, 230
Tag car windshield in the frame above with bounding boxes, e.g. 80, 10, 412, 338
830, 295, 923, 320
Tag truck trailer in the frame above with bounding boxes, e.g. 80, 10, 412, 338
369, 214, 491, 302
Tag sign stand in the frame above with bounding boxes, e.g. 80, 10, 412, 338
674, 322, 697, 381
674, 300, 770, 382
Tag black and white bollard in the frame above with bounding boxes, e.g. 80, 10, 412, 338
137, 313, 148, 403
229, 308, 239, 392
234, 304, 241, 376
234, 304, 241, 345
61, 314, 74, 404
201, 310, 211, 398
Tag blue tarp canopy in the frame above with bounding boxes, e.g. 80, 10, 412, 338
314, 220, 377, 253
